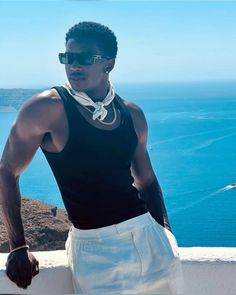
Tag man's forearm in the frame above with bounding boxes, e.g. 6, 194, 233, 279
138, 177, 171, 231
0, 167, 26, 250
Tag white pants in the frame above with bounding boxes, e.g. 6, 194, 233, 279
65, 212, 184, 294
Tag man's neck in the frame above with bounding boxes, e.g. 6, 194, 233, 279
85, 81, 110, 102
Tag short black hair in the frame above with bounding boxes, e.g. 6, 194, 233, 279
65, 21, 118, 58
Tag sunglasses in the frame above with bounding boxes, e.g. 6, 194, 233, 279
58, 52, 108, 66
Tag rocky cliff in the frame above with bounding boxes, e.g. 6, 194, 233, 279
0, 197, 71, 253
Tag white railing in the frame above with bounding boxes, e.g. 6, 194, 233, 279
1, 248, 236, 294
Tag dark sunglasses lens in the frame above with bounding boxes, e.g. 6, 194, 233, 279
59, 53, 68, 64
75, 54, 94, 65
59, 53, 96, 65
59, 53, 75, 64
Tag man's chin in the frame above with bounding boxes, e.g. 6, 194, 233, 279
69, 80, 87, 92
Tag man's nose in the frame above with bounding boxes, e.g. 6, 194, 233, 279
70, 61, 83, 70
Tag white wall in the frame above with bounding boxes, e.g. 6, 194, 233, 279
180, 247, 236, 295
1, 248, 236, 294
0, 251, 73, 294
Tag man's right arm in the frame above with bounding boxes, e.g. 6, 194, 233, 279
0, 92, 54, 289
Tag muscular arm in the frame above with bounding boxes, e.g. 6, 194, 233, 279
128, 102, 171, 232
0, 91, 56, 288
0, 97, 48, 248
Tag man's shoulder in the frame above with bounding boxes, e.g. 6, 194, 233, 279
23, 88, 61, 108
117, 96, 147, 138
19, 88, 63, 117
118, 96, 144, 117
118, 96, 146, 123
16, 88, 64, 131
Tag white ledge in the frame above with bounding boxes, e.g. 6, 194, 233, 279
1, 247, 236, 294
180, 247, 236, 262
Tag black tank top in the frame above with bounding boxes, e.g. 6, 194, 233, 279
41, 86, 147, 229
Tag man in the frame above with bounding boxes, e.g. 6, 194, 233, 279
0, 22, 183, 293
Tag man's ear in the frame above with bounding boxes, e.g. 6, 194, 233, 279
104, 58, 115, 73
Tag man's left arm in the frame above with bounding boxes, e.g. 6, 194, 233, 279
128, 102, 171, 232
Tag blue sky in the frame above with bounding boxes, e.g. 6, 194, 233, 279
0, 1, 236, 88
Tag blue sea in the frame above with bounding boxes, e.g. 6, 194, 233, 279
1, 81, 236, 247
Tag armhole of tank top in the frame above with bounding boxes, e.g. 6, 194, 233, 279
115, 95, 139, 145
41, 86, 74, 157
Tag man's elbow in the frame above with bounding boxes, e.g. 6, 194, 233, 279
134, 174, 157, 192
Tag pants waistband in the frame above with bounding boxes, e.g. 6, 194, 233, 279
70, 212, 155, 239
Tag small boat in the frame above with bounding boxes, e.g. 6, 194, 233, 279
226, 183, 236, 189
221, 183, 236, 191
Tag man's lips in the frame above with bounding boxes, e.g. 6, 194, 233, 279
69, 73, 86, 80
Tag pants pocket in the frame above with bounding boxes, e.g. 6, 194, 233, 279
154, 222, 180, 259
131, 224, 173, 275
133, 223, 184, 293
152, 223, 184, 293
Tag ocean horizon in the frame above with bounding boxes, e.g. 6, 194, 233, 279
1, 81, 236, 247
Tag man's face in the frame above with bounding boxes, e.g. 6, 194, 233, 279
65, 38, 111, 93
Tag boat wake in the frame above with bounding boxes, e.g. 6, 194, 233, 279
170, 183, 236, 217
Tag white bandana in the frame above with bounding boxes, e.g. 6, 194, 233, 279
63, 81, 115, 121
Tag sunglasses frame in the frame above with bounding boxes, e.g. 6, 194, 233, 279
58, 52, 108, 65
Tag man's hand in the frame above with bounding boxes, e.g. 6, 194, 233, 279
6, 249, 39, 289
